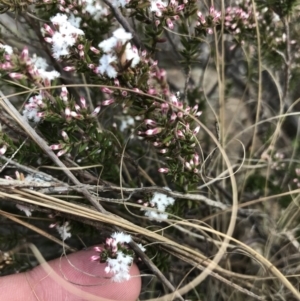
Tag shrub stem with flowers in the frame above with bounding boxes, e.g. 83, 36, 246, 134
1, 0, 300, 300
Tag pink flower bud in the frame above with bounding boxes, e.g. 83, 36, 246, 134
158, 168, 169, 173
185, 162, 192, 170
170, 112, 177, 122
148, 88, 157, 95
20, 47, 29, 61
166, 18, 174, 29
102, 99, 114, 106
177, 4, 185, 11
65, 107, 71, 116
106, 237, 113, 246
79, 50, 84, 58
44, 37, 53, 44
71, 111, 79, 118
144, 119, 157, 126
193, 153, 200, 166
145, 127, 162, 136
50, 144, 63, 150
9, 73, 25, 80
176, 130, 185, 139
80, 96, 86, 108
37, 112, 46, 118
192, 104, 198, 113
161, 103, 169, 114
91, 106, 101, 116
156, 10, 162, 17
0, 145, 7, 155
44, 24, 54, 36
159, 149, 168, 154
156, 0, 166, 8
153, 141, 162, 147
63, 66, 75, 72
1, 62, 13, 70
133, 88, 140, 93
61, 131, 69, 142
73, 113, 84, 120
90, 46, 100, 54
101, 87, 113, 94
193, 126, 200, 135
57, 149, 67, 157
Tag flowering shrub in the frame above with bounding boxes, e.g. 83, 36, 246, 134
0, 0, 300, 300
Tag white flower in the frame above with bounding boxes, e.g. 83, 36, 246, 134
98, 36, 117, 53
120, 116, 135, 132
144, 210, 168, 221
0, 44, 13, 55
16, 204, 34, 217
23, 94, 43, 123
50, 13, 68, 25
32, 55, 60, 81
124, 43, 140, 67
143, 191, 175, 222
137, 243, 146, 252
84, 0, 108, 19
49, 13, 84, 59
23, 108, 41, 123
98, 54, 117, 78
113, 28, 132, 45
98, 28, 133, 54
56, 221, 72, 240
150, 0, 167, 12
111, 232, 132, 244
68, 14, 82, 28
106, 251, 133, 282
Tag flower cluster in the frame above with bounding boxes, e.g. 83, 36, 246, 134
137, 93, 202, 178
97, 27, 140, 78
23, 93, 45, 123
91, 232, 145, 282
149, 0, 186, 29
82, 0, 109, 18
0, 45, 60, 86
139, 190, 175, 221
44, 13, 84, 59
51, 221, 72, 241
196, 4, 256, 38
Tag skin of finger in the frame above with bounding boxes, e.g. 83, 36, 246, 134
0, 248, 141, 301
